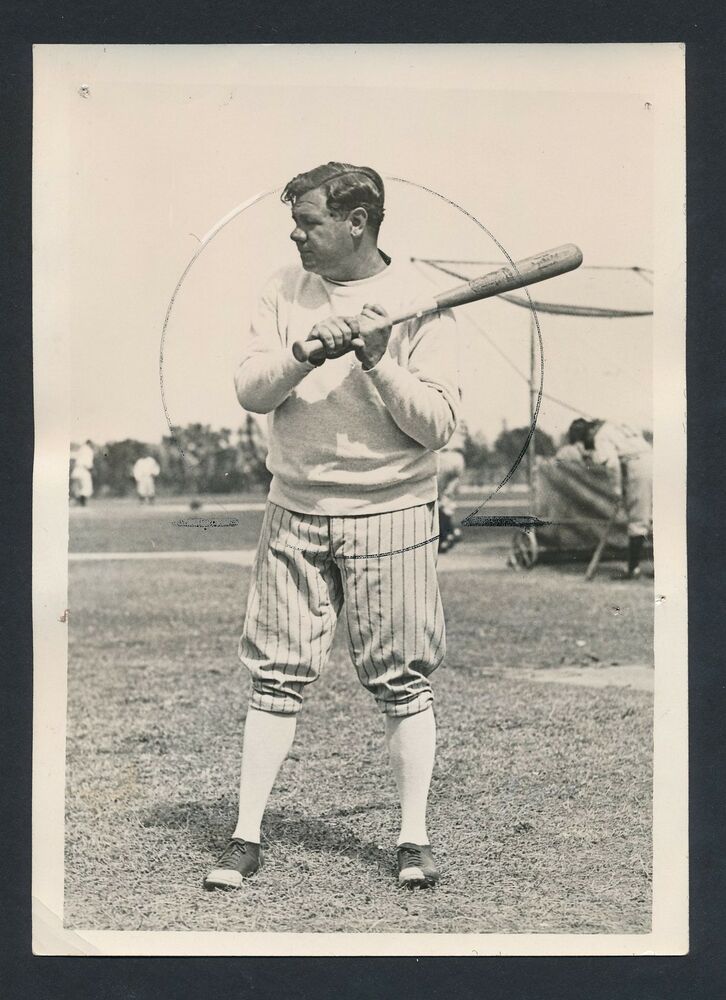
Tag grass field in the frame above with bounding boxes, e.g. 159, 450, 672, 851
68, 493, 521, 554
65, 499, 653, 935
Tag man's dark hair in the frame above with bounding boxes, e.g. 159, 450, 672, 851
281, 161, 385, 236
567, 418, 602, 448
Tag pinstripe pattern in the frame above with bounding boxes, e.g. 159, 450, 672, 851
239, 501, 445, 716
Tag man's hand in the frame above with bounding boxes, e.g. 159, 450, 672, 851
305, 317, 360, 364
350, 304, 392, 370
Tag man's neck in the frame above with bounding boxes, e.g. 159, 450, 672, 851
322, 246, 388, 282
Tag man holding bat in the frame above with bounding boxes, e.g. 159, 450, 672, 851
204, 161, 460, 891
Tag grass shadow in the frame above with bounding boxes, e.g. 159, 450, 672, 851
138, 796, 235, 851
138, 799, 390, 872
262, 809, 389, 869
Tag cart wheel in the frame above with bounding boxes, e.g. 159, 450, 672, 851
511, 529, 538, 569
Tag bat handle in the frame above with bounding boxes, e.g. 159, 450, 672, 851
292, 336, 367, 365
292, 339, 325, 364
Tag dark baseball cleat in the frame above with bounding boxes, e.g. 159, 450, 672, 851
397, 843, 439, 889
204, 838, 262, 890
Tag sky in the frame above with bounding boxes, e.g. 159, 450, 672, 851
34, 44, 670, 446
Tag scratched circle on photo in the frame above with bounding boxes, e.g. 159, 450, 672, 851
159, 177, 545, 523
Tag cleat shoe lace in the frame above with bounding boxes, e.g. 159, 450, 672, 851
204, 836, 261, 890
215, 838, 250, 868
399, 845, 423, 869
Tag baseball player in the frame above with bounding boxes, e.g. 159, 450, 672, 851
70, 440, 95, 506
204, 162, 460, 892
568, 417, 652, 578
241, 412, 272, 489
554, 439, 587, 463
132, 454, 161, 503
436, 414, 466, 552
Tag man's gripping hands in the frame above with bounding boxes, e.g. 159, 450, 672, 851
305, 304, 392, 370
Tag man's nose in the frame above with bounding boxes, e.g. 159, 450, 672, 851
290, 227, 305, 243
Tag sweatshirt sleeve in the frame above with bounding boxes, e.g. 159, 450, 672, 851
364, 309, 460, 451
234, 275, 316, 414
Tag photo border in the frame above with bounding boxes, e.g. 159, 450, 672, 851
2, 2, 724, 996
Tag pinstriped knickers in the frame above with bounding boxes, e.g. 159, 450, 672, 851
238, 501, 445, 717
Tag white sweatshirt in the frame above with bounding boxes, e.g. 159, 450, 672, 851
235, 259, 460, 515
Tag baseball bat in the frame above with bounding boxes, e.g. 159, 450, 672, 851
291, 243, 583, 364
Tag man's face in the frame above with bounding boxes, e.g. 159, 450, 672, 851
289, 187, 355, 280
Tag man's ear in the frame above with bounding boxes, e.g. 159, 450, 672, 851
349, 206, 369, 237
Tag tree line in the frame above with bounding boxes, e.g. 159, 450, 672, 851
75, 417, 271, 498
75, 418, 558, 498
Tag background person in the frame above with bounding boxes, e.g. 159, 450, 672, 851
132, 454, 161, 503
568, 417, 652, 578
70, 440, 95, 506
437, 415, 467, 552
554, 438, 588, 463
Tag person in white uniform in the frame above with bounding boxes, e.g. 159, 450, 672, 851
204, 162, 460, 892
568, 418, 652, 578
70, 440, 95, 506
436, 415, 466, 552
132, 455, 161, 503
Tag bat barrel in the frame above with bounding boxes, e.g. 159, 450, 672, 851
501, 243, 583, 287
292, 243, 583, 363
435, 244, 583, 311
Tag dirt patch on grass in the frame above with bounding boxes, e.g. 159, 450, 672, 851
519, 664, 654, 692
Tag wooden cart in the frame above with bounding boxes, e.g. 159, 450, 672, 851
508, 458, 629, 574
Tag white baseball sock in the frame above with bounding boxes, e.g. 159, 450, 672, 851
385, 707, 436, 846
231, 706, 297, 844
